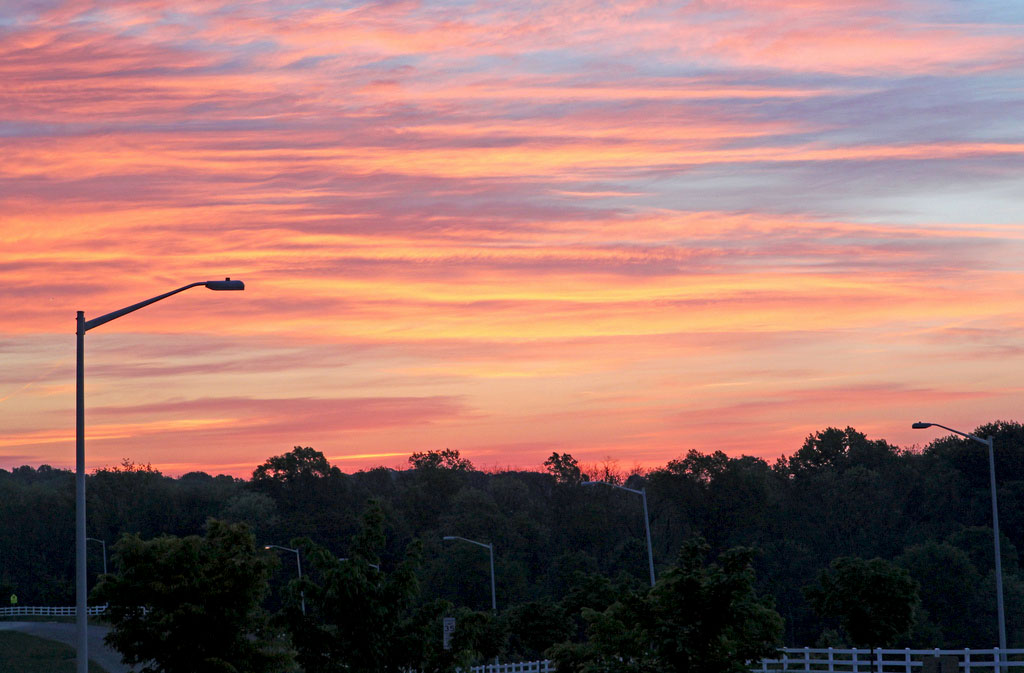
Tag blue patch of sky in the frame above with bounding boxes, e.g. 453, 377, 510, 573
111, 9, 207, 38
356, 55, 422, 74
652, 155, 1024, 225
923, 0, 1024, 26
0, 115, 302, 139
495, 48, 628, 77
740, 74, 1022, 147
284, 55, 332, 70
862, 182, 1024, 227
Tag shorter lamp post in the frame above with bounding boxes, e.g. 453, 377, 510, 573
913, 421, 1005, 670
85, 537, 107, 575
265, 545, 306, 616
582, 480, 656, 587
339, 557, 380, 571
442, 536, 496, 612
443, 536, 497, 666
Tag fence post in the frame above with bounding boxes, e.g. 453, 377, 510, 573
964, 648, 971, 673
905, 648, 911, 673
828, 647, 835, 673
876, 648, 883, 673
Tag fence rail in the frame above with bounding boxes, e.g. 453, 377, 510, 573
470, 649, 1024, 673
0, 605, 108, 617
0, 619, 1018, 673
470, 662, 554, 673
758, 647, 1024, 672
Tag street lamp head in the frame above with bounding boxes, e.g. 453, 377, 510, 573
205, 278, 244, 291
912, 422, 933, 429
443, 536, 456, 541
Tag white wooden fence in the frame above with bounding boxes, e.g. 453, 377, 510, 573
0, 605, 108, 617
0, 615, 1019, 673
470, 649, 1024, 673
470, 662, 554, 673
757, 648, 1024, 672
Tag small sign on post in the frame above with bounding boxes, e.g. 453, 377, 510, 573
442, 617, 456, 650
9, 594, 16, 607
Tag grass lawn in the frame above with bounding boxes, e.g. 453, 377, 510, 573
0, 630, 109, 673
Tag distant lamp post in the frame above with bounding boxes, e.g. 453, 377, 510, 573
264, 545, 306, 616
913, 421, 1006, 665
442, 536, 496, 612
85, 537, 107, 575
582, 480, 656, 587
339, 557, 380, 571
443, 535, 498, 666
76, 279, 243, 673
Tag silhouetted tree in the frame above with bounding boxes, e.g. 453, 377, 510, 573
804, 556, 919, 647
544, 453, 585, 485
282, 502, 424, 673
253, 446, 341, 483
550, 538, 782, 673
409, 449, 474, 472
94, 519, 292, 673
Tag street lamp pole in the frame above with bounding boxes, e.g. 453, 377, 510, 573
913, 421, 1006, 668
86, 537, 107, 575
443, 535, 497, 667
265, 545, 306, 615
582, 481, 656, 587
443, 536, 496, 612
75, 279, 243, 673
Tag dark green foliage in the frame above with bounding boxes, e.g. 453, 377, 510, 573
545, 452, 585, 484
12, 422, 1024, 656
281, 505, 421, 673
447, 608, 506, 666
0, 466, 75, 604
549, 538, 782, 673
804, 556, 920, 647
250, 446, 359, 548
93, 519, 292, 673
281, 500, 499, 672
506, 601, 571, 660
409, 449, 474, 472
897, 541, 988, 646
253, 446, 342, 483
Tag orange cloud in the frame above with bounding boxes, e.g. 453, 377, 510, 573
2, 0, 1023, 476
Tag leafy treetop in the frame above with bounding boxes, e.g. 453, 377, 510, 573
408, 449, 473, 472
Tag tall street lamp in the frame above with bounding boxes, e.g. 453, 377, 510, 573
913, 421, 1006, 666
76, 278, 244, 673
265, 545, 306, 615
582, 480, 656, 587
85, 537, 107, 575
442, 536, 496, 612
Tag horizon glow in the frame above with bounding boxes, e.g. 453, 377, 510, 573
2, 0, 1024, 477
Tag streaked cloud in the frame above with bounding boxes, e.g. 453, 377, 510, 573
1, 0, 1023, 475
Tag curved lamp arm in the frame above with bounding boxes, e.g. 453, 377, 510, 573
84, 279, 244, 331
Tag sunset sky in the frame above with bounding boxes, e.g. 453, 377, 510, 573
3, 0, 1024, 476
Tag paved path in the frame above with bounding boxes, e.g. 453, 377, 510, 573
0, 621, 130, 673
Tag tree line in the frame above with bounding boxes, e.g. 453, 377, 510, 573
4, 423, 1024, 668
